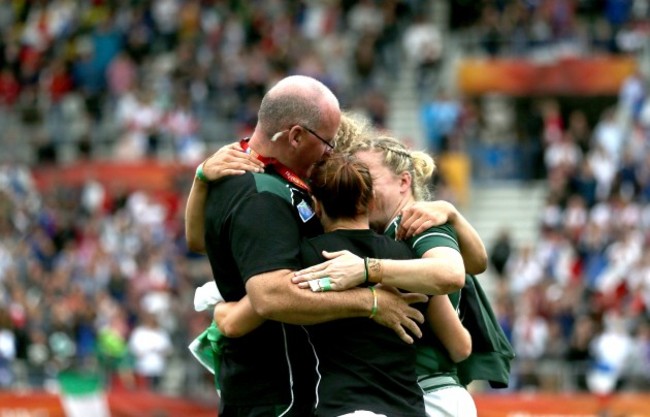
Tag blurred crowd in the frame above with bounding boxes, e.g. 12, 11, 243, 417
0, 0, 435, 396
0, 0, 424, 165
487, 69, 650, 393
468, 0, 650, 57
1, 0, 650, 399
0, 163, 210, 393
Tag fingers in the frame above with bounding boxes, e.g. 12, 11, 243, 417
402, 310, 424, 337
397, 212, 416, 240
224, 142, 243, 151
199, 147, 264, 182
294, 262, 330, 279
410, 220, 434, 237
393, 326, 414, 345
377, 285, 401, 296
306, 277, 333, 292
396, 217, 441, 240
321, 250, 350, 259
407, 306, 425, 325
402, 292, 429, 306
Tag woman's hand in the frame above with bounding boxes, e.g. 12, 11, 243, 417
292, 250, 365, 291
201, 142, 265, 181
397, 200, 456, 240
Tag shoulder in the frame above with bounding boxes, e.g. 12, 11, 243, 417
407, 223, 460, 257
251, 172, 292, 200
210, 172, 295, 207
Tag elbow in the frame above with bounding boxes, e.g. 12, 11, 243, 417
450, 344, 472, 363
450, 332, 472, 363
466, 251, 488, 275
213, 309, 244, 338
248, 289, 283, 320
246, 271, 296, 320
186, 235, 206, 254
217, 320, 246, 338
442, 268, 465, 294
250, 298, 275, 320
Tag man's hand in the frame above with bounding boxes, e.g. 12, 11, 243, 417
397, 200, 457, 240
201, 142, 265, 181
292, 250, 365, 291
371, 287, 428, 344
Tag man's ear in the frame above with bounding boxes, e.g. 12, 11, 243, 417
288, 126, 302, 149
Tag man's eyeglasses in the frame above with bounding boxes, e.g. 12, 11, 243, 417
300, 125, 335, 151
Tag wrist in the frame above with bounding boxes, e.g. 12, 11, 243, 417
444, 201, 458, 222
195, 162, 209, 183
368, 286, 378, 319
366, 258, 383, 284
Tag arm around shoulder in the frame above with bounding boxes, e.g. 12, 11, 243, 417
446, 204, 488, 275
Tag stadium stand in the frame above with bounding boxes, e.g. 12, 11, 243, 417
0, 2, 649, 413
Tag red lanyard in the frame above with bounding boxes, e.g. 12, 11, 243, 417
239, 139, 311, 193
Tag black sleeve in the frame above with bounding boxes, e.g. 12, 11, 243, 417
230, 191, 303, 283
299, 238, 325, 268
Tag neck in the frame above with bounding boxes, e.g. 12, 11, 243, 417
389, 194, 415, 224
322, 217, 369, 233
248, 133, 308, 178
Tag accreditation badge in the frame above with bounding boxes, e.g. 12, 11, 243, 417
297, 200, 315, 223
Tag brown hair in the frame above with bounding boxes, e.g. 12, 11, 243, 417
309, 154, 374, 219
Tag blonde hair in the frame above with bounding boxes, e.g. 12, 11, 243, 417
349, 136, 436, 201
333, 111, 373, 153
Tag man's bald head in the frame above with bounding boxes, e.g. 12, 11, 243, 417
258, 75, 340, 139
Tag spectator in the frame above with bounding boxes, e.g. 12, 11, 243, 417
566, 315, 597, 391
490, 228, 513, 295
163, 91, 203, 164
512, 293, 550, 389
115, 86, 163, 159
629, 320, 650, 389
506, 244, 545, 295
420, 91, 461, 153
0, 68, 21, 107
0, 307, 16, 388
128, 312, 172, 391
586, 311, 634, 401
402, 14, 443, 99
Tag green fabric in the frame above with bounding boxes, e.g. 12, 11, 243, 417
385, 217, 462, 377
385, 217, 460, 258
456, 274, 515, 388
97, 328, 127, 358
385, 216, 514, 388
188, 321, 224, 391
252, 172, 292, 203
57, 371, 104, 396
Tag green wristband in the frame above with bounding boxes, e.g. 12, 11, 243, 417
196, 163, 209, 183
363, 257, 369, 283
369, 286, 378, 319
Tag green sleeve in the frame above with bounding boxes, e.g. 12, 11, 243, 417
405, 223, 460, 258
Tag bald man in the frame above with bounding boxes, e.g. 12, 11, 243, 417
187, 76, 425, 417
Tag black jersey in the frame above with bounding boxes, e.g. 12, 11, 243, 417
300, 229, 425, 417
204, 165, 322, 411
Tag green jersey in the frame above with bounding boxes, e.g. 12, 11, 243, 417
384, 217, 462, 378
